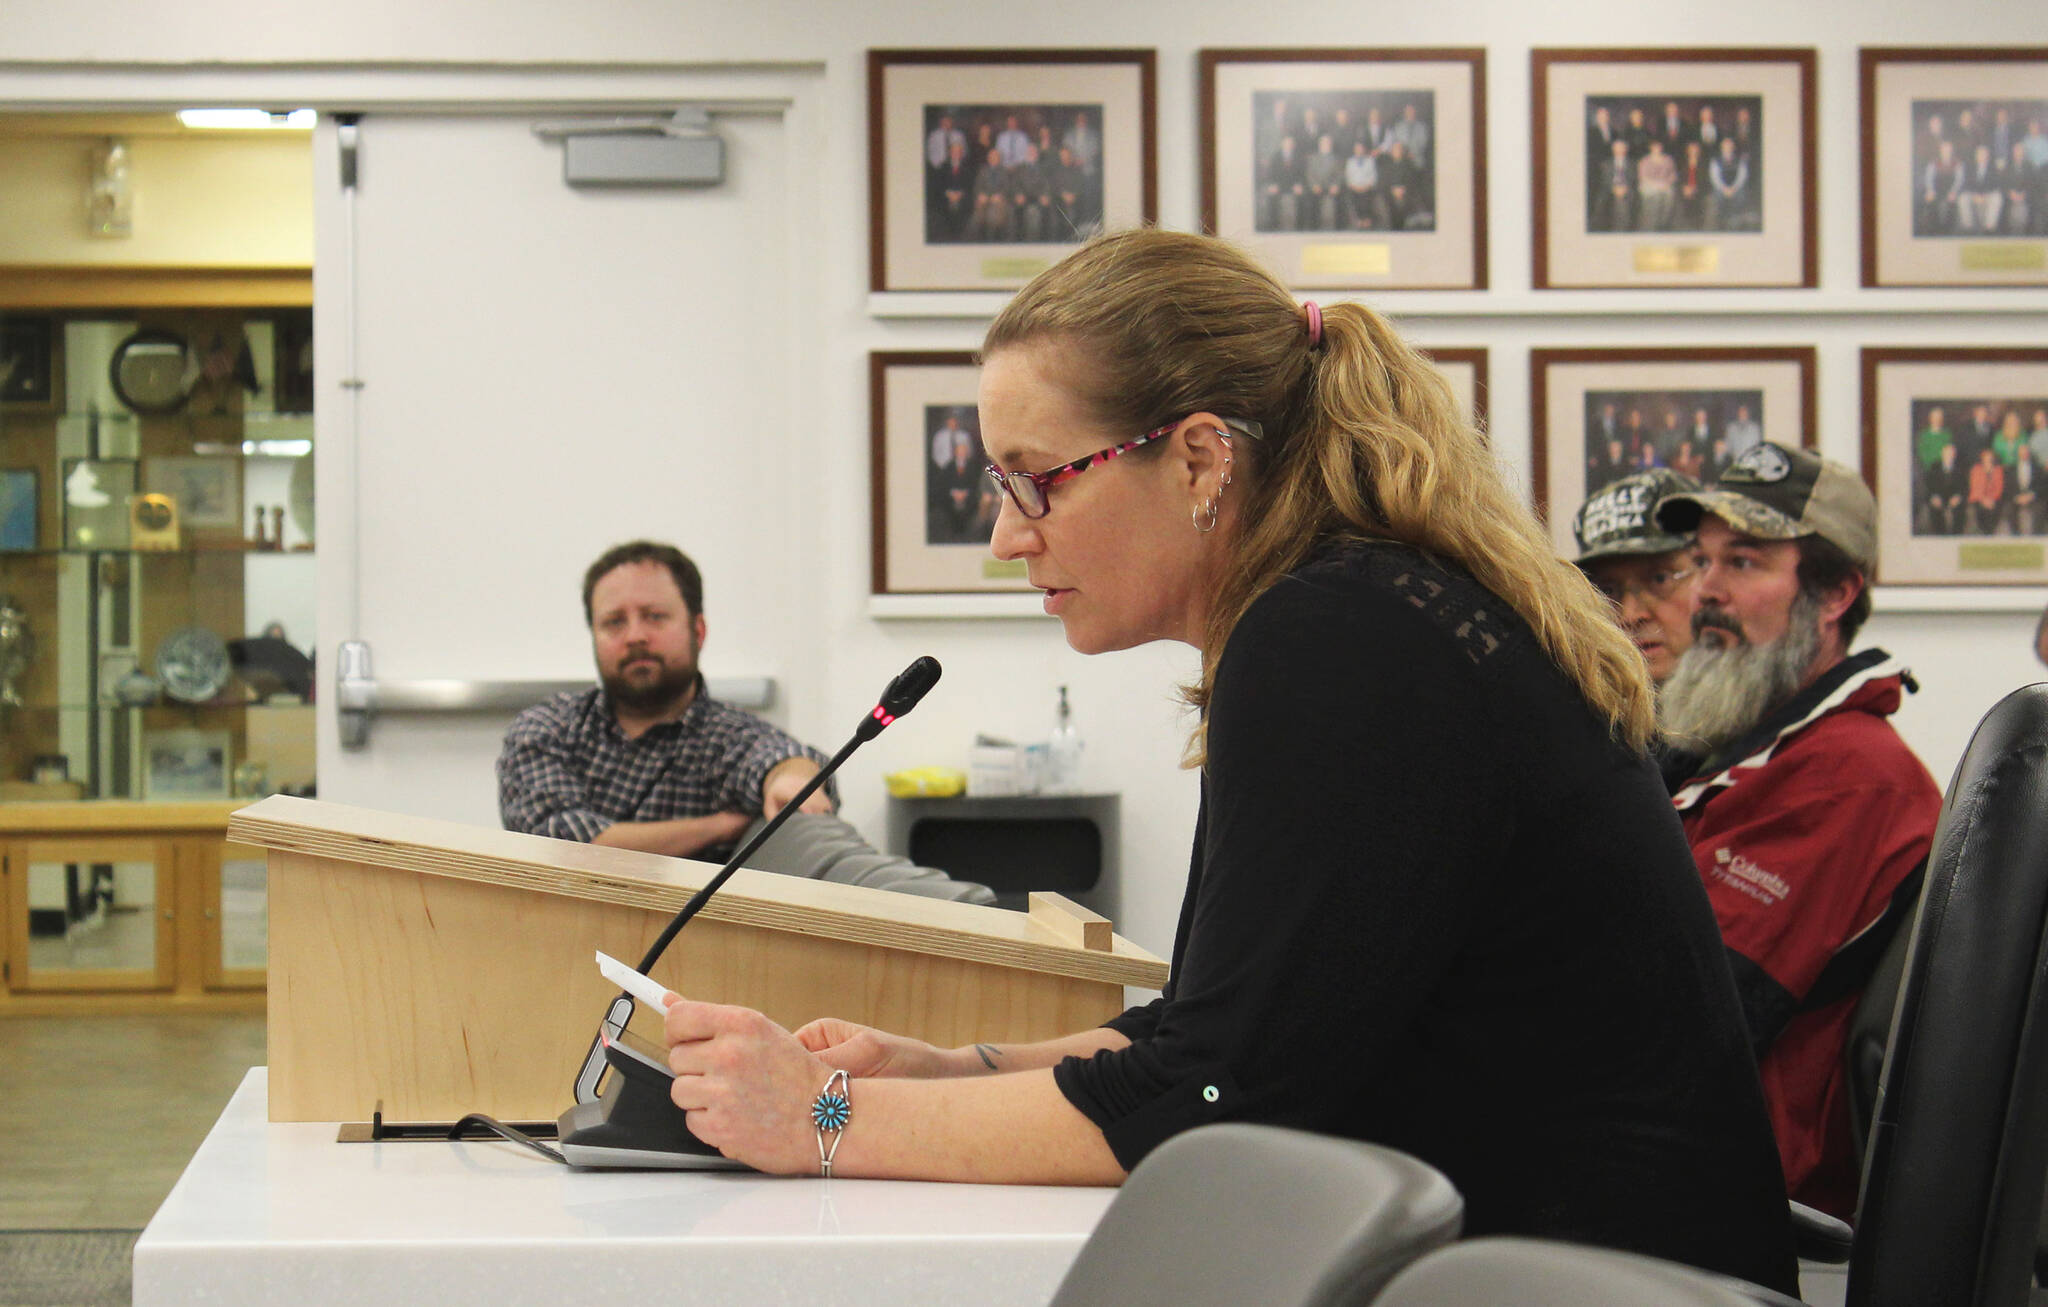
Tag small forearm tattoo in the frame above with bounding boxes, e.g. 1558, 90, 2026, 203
973, 1043, 1004, 1071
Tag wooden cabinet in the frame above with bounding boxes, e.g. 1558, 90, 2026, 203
231, 796, 1167, 1123
0, 799, 262, 1012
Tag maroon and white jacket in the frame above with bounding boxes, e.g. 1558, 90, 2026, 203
1669, 649, 1940, 1217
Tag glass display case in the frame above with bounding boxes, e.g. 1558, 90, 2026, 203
0, 306, 311, 1005
0, 308, 316, 806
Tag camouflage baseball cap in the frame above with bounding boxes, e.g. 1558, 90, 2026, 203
1654, 441, 1877, 573
1571, 468, 1702, 565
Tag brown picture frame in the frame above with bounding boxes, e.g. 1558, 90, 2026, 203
1198, 47, 1488, 290
870, 350, 1031, 596
1530, 346, 1818, 552
1860, 347, 2048, 585
1423, 346, 1490, 436
1532, 47, 1818, 290
868, 48, 1158, 293
1859, 47, 2048, 288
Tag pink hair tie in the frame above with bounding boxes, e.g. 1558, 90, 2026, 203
1302, 300, 1323, 348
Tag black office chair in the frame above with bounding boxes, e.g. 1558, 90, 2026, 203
1840, 901, 1913, 1168
1839, 681, 2048, 1304
1837, 833, 2048, 1294
1046, 1123, 1462, 1307
1357, 682, 2048, 1307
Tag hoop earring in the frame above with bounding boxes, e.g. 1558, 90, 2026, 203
1194, 432, 1232, 533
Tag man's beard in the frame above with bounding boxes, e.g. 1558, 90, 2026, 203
1658, 589, 1823, 755
601, 653, 698, 716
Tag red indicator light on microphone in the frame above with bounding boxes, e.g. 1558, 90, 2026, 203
871, 707, 896, 726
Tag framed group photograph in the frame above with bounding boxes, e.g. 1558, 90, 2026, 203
1860, 48, 2048, 288
1200, 48, 1487, 290
143, 728, 232, 800
868, 48, 1157, 293
870, 351, 1029, 595
144, 456, 242, 530
1861, 348, 2048, 586
0, 315, 55, 406
1529, 346, 1817, 552
1423, 346, 1490, 436
1532, 48, 1817, 289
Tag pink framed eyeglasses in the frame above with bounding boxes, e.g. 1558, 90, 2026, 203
985, 417, 1264, 519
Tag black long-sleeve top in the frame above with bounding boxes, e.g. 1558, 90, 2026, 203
1053, 542, 1798, 1294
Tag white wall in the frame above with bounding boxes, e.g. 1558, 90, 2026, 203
1, 0, 2037, 961
0, 129, 312, 266
302, 99, 837, 834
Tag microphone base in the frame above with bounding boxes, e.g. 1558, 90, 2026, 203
556, 1041, 751, 1171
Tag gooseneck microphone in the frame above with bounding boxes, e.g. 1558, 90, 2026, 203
863, 654, 943, 737
553, 657, 943, 1168
622, 655, 942, 983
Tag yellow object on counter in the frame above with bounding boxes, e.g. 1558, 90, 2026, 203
884, 766, 968, 798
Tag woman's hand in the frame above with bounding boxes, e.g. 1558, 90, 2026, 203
793, 1018, 964, 1079
664, 998, 832, 1175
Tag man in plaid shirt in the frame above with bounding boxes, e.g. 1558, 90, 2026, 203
497, 541, 992, 903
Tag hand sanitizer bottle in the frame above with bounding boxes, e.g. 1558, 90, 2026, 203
1047, 686, 1083, 794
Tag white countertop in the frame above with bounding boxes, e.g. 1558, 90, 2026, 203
135, 1068, 1115, 1306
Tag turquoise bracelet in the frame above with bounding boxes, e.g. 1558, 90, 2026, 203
811, 1069, 852, 1177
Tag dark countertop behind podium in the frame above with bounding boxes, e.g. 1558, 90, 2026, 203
886, 793, 1120, 919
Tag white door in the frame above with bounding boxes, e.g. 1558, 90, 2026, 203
313, 105, 822, 825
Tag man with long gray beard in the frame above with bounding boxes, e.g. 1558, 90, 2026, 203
1653, 444, 1939, 1218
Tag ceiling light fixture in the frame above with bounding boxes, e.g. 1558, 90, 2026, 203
176, 109, 316, 131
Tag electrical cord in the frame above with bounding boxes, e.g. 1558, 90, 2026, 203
450, 1114, 567, 1164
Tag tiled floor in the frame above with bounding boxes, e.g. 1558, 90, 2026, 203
0, 1229, 137, 1307
0, 1013, 264, 1230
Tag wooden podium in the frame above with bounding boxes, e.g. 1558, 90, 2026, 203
227, 796, 1169, 1123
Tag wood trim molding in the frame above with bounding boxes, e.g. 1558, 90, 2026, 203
0, 799, 252, 835
0, 264, 311, 308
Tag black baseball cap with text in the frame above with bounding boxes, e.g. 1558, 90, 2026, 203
1571, 468, 1701, 565
1654, 442, 1876, 573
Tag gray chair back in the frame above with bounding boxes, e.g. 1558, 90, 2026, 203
1371, 1237, 1803, 1307
1850, 682, 2048, 1307
1048, 1123, 1461, 1307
